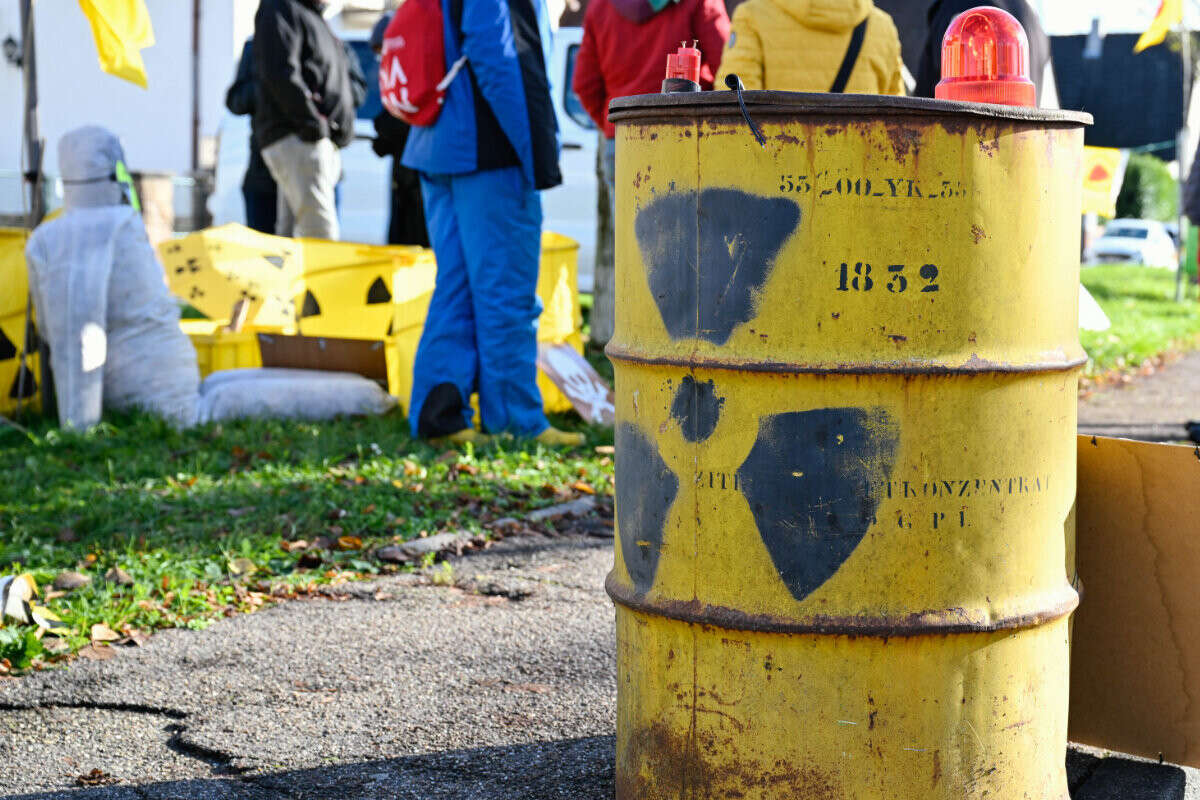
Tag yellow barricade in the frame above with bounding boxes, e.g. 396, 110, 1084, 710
163, 225, 583, 416
0, 228, 39, 416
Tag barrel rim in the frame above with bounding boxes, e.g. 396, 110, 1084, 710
604, 343, 1087, 376
606, 573, 1080, 637
608, 91, 1092, 126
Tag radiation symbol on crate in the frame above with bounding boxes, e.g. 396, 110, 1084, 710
0, 318, 39, 403
159, 230, 301, 329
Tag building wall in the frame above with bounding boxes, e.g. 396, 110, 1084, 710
0, 0, 257, 201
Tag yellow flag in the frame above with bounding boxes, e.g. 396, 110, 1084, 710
78, 0, 156, 88
1134, 0, 1183, 53
1081, 147, 1127, 218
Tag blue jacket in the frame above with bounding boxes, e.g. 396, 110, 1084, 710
402, 0, 562, 190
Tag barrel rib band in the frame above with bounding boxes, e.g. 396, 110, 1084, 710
606, 572, 1080, 637
604, 344, 1088, 376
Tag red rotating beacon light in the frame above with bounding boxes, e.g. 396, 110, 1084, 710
935, 6, 1035, 107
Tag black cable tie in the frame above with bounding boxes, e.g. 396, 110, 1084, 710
725, 74, 766, 148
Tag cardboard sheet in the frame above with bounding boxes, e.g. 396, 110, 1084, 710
1070, 434, 1200, 766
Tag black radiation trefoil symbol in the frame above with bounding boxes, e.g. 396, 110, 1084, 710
634, 188, 800, 345
737, 408, 899, 602
615, 423, 678, 595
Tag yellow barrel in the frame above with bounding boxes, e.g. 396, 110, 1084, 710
607, 93, 1089, 799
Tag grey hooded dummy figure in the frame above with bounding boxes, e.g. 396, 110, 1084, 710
24, 127, 201, 430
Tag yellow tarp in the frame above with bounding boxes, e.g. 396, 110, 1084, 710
79, 0, 155, 88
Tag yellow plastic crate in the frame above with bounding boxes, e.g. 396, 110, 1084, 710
0, 228, 40, 416
536, 232, 584, 414
180, 319, 263, 378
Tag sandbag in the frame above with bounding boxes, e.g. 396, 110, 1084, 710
198, 368, 395, 422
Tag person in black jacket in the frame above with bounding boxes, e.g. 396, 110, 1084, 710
368, 13, 429, 247
228, 34, 367, 236
226, 40, 277, 235
914, 0, 1053, 105
254, 0, 356, 240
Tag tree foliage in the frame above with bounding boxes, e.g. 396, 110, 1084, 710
1116, 153, 1178, 222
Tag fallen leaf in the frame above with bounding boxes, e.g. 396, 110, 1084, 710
228, 557, 257, 577
118, 629, 151, 647
104, 567, 134, 587
53, 571, 90, 591
42, 637, 69, 654
75, 768, 118, 787
336, 536, 363, 551
90, 623, 121, 643
571, 481, 595, 495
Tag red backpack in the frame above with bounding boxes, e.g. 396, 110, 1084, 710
378, 0, 467, 127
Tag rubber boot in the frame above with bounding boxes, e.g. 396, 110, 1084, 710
535, 427, 585, 447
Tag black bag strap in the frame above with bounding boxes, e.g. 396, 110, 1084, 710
830, 18, 868, 93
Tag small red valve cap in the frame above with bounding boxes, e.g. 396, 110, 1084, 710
665, 42, 702, 84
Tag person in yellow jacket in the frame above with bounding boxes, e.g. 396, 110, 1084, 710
716, 0, 904, 94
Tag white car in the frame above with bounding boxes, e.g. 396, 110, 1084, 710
1086, 219, 1179, 270
209, 29, 598, 291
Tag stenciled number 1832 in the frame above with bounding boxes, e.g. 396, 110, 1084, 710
836, 262, 940, 294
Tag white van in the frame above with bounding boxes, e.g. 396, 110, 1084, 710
208, 28, 599, 291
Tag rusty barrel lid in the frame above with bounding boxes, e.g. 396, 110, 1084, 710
608, 90, 1092, 127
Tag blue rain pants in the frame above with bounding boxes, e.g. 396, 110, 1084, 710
409, 166, 548, 438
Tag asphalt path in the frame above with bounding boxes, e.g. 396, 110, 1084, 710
0, 536, 616, 798
1, 528, 1196, 799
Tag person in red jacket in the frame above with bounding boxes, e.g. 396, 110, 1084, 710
573, 0, 729, 345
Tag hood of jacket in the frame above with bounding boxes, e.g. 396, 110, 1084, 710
610, 0, 678, 26
767, 0, 871, 32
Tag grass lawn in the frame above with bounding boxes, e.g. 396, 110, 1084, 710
0, 406, 612, 673
1081, 265, 1200, 378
